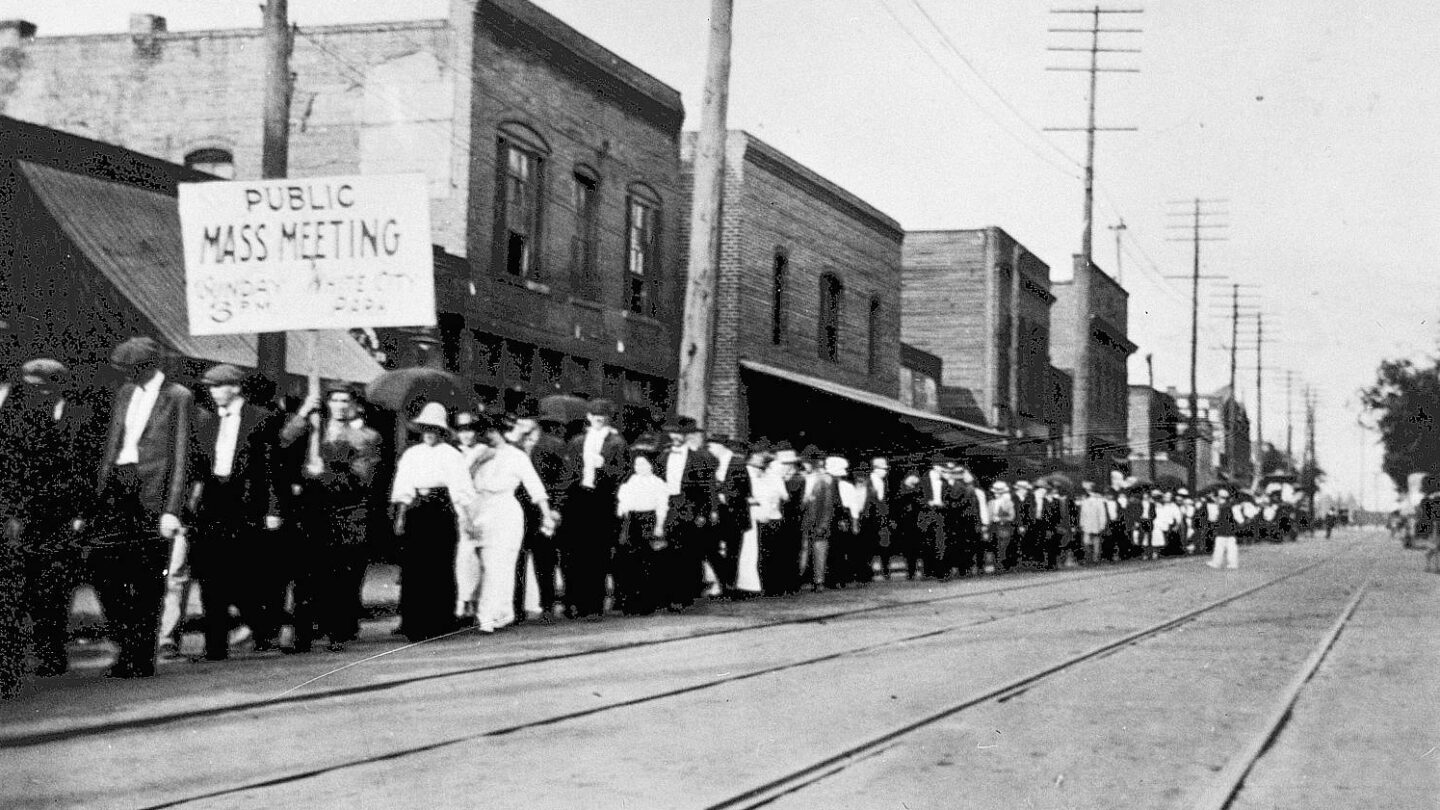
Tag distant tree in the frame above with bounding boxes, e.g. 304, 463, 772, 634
1257, 442, 1294, 477
1359, 354, 1440, 492
1298, 457, 1325, 494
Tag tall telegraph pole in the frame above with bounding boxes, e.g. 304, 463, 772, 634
257, 0, 292, 385
1108, 219, 1127, 285
677, 0, 735, 422
1165, 198, 1226, 492
1046, 6, 1141, 463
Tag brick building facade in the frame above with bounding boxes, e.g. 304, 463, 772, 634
1127, 384, 1185, 484
1050, 257, 1135, 467
0, 1, 684, 428
901, 228, 1060, 446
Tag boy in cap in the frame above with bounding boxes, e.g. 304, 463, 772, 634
93, 337, 194, 677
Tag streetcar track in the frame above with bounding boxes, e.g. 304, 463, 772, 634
701, 550, 1348, 810
1191, 571, 1372, 810
1, 561, 1170, 749
134, 587, 1121, 810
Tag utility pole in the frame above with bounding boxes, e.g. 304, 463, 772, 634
1207, 282, 1258, 481
256, 0, 292, 385
1254, 312, 1264, 480
1165, 197, 1227, 493
1304, 386, 1318, 519
1108, 219, 1127, 285
1045, 6, 1141, 464
1145, 352, 1156, 483
1285, 370, 1294, 464
676, 0, 735, 423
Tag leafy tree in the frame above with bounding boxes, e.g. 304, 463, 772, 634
1359, 355, 1440, 491
1257, 441, 1294, 476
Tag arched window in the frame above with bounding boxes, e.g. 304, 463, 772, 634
771, 248, 788, 345
495, 122, 549, 279
625, 183, 661, 316
818, 272, 843, 362
184, 147, 234, 179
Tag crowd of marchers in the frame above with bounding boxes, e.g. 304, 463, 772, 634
0, 336, 1306, 699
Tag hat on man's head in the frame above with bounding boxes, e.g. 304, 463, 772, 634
1015, 480, 1032, 490
707, 433, 732, 446
409, 401, 452, 436
455, 411, 480, 431
823, 455, 850, 477
20, 358, 67, 384
110, 336, 162, 369
991, 481, 1010, 493
201, 363, 245, 387
941, 460, 962, 472
800, 444, 824, 463
586, 398, 618, 419
663, 415, 703, 434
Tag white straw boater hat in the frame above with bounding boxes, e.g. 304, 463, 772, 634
410, 402, 452, 436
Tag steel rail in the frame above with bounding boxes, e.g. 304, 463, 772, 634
703, 552, 1346, 810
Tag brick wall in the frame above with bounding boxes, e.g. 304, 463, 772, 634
684, 131, 903, 438
1051, 256, 1134, 449
0, 18, 465, 253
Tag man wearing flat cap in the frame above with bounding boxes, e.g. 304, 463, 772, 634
0, 359, 97, 691
186, 364, 284, 659
93, 337, 194, 678
557, 398, 627, 618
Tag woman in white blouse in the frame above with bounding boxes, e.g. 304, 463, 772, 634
389, 403, 475, 641
613, 443, 670, 615
460, 413, 554, 633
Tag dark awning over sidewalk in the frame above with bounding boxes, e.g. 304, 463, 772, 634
739, 358, 1007, 454
17, 160, 384, 384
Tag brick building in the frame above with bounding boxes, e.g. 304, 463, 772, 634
901, 228, 1062, 451
0, 1, 685, 428
1127, 384, 1185, 484
682, 131, 1000, 457
1050, 257, 1135, 473
1175, 386, 1253, 486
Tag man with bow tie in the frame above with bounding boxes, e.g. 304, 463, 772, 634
658, 416, 717, 609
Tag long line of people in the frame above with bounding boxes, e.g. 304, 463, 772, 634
0, 339, 1304, 698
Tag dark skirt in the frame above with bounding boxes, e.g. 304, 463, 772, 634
398, 491, 459, 640
614, 511, 661, 615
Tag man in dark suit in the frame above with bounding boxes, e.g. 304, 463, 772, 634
558, 398, 628, 618
942, 463, 986, 577
658, 416, 717, 608
706, 433, 751, 596
187, 364, 283, 660
278, 384, 382, 652
856, 457, 896, 580
0, 360, 97, 689
92, 337, 193, 678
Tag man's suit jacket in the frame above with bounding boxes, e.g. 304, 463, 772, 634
659, 445, 718, 530
562, 427, 629, 496
0, 388, 99, 530
188, 402, 281, 526
857, 475, 896, 540
714, 451, 752, 535
97, 377, 193, 518
800, 471, 844, 543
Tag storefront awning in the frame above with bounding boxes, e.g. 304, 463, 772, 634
17, 160, 384, 384
739, 358, 1007, 448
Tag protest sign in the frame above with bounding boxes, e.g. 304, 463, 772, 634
178, 174, 435, 335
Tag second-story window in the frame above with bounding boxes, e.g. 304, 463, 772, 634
626, 186, 661, 316
499, 142, 543, 278
571, 169, 599, 299
771, 249, 788, 345
818, 272, 843, 362
868, 295, 882, 374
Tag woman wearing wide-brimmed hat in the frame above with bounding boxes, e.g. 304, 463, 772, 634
389, 402, 474, 640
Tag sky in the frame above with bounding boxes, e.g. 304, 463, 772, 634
5, 0, 1438, 507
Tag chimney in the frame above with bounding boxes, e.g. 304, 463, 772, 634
129, 14, 167, 35
0, 20, 36, 49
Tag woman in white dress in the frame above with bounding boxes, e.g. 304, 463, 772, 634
390, 402, 475, 640
458, 414, 554, 633
1151, 491, 1184, 561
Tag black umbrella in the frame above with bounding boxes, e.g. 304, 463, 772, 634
365, 367, 468, 416
538, 393, 590, 425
